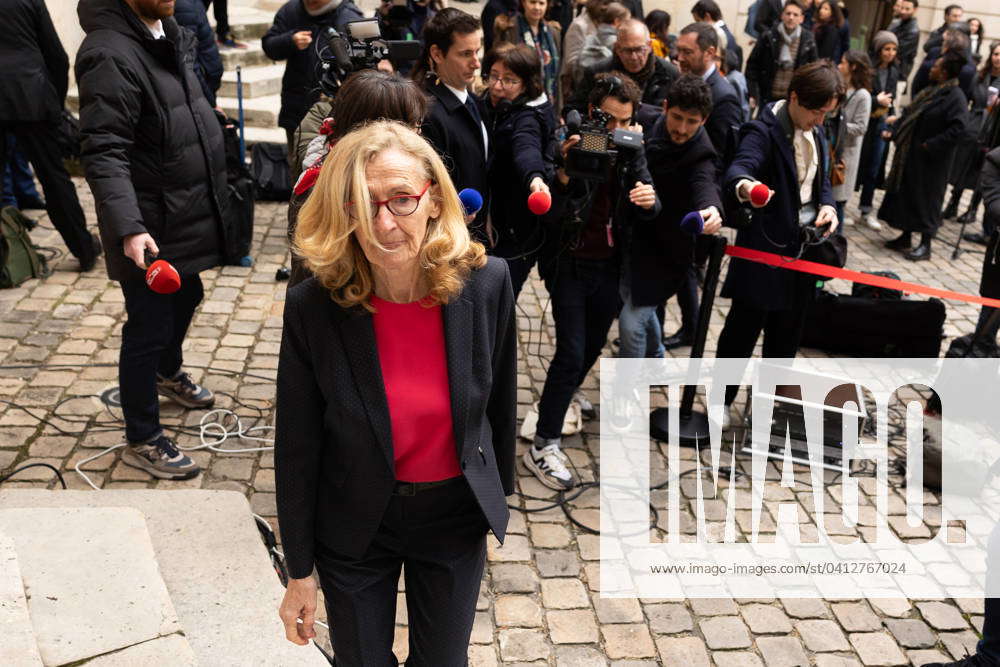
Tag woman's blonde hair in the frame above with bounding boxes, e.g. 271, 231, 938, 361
294, 120, 486, 310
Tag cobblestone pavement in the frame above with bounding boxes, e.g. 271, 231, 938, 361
0, 178, 991, 665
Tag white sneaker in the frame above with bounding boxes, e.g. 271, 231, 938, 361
523, 439, 576, 490
843, 217, 856, 226
863, 214, 882, 230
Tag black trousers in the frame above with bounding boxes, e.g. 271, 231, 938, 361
201, 0, 229, 39
536, 256, 621, 439
315, 477, 488, 667
0, 122, 93, 264
716, 278, 815, 405
119, 275, 204, 443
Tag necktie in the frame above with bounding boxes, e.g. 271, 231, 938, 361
464, 95, 486, 154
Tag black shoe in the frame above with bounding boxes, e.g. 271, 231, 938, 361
885, 233, 913, 251
16, 195, 46, 211
662, 329, 694, 350
905, 242, 931, 261
942, 201, 960, 220
957, 209, 978, 224
964, 232, 989, 245
79, 233, 103, 272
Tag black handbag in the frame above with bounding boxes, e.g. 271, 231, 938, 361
801, 232, 847, 274
56, 109, 81, 159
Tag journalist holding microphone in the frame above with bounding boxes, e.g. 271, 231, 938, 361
275, 120, 517, 665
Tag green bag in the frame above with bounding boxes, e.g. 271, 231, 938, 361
0, 206, 48, 288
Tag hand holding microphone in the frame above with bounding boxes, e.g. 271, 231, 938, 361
527, 177, 551, 215
124, 232, 159, 270
458, 188, 483, 225
740, 181, 773, 208
679, 206, 723, 235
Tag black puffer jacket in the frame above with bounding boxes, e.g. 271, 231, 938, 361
0, 0, 68, 123
76, 0, 227, 282
262, 0, 364, 131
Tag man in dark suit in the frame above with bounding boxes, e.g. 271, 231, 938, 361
716, 61, 843, 425
416, 9, 491, 242
922, 3, 964, 56
0, 0, 98, 271
566, 19, 680, 117
675, 22, 742, 159
691, 0, 743, 73
262, 0, 364, 147
746, 0, 818, 111
888, 0, 920, 81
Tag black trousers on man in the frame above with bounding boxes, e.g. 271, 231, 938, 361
0, 123, 94, 265
201, 0, 229, 40
315, 477, 488, 666
119, 275, 204, 443
716, 276, 815, 405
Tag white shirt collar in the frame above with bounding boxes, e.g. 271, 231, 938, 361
445, 83, 468, 104
147, 20, 165, 40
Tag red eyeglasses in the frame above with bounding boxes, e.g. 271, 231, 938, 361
347, 181, 433, 219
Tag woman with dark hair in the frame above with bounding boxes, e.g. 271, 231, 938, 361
880, 51, 970, 261
856, 30, 900, 230
494, 0, 563, 109
286, 70, 428, 287
812, 0, 843, 61
969, 17, 985, 63
832, 50, 871, 225
645, 9, 673, 59
481, 44, 555, 297
952, 41, 1000, 241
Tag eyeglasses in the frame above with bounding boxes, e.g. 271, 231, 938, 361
618, 45, 650, 57
487, 73, 522, 88
347, 181, 433, 219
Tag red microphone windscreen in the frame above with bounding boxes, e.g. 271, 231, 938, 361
146, 259, 181, 294
527, 190, 551, 216
750, 183, 771, 207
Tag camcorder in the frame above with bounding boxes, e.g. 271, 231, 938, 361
562, 107, 642, 182
318, 19, 421, 95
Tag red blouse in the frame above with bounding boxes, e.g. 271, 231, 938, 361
371, 295, 462, 482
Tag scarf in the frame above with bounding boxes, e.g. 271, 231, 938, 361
518, 15, 560, 107
885, 78, 959, 193
777, 23, 801, 66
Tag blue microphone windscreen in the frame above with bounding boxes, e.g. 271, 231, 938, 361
458, 188, 483, 215
680, 211, 704, 235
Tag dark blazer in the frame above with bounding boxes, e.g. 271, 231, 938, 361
705, 68, 743, 160
745, 25, 819, 105
637, 120, 721, 306
422, 81, 492, 238
275, 257, 517, 579
0, 0, 68, 123
173, 0, 223, 107
262, 0, 364, 131
722, 100, 834, 311
813, 22, 839, 61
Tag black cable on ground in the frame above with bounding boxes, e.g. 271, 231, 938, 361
0, 462, 66, 488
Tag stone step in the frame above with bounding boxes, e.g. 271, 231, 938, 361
243, 125, 288, 147
217, 5, 275, 40
220, 63, 285, 99
220, 39, 275, 70
218, 93, 282, 128
0, 507, 184, 666
0, 531, 43, 666
0, 489, 327, 666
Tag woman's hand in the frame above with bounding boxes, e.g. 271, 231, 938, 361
815, 205, 839, 237
629, 181, 656, 210
279, 576, 318, 646
529, 176, 550, 197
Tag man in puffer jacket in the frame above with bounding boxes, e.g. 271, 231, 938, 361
76, 0, 229, 481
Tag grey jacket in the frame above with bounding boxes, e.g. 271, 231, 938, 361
832, 87, 872, 203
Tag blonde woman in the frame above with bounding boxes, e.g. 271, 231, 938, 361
275, 120, 517, 665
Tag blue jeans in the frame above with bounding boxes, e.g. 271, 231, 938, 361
859, 117, 887, 212
2, 135, 40, 207
618, 283, 665, 358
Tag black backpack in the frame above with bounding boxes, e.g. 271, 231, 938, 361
218, 114, 256, 265
251, 142, 292, 201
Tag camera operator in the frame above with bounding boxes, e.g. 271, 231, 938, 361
262, 0, 364, 149
715, 60, 843, 427
527, 73, 659, 490
414, 9, 492, 241
621, 74, 722, 359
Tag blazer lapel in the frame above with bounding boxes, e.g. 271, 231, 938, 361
337, 308, 395, 474
443, 296, 472, 460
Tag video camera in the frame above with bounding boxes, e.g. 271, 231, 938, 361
562, 107, 642, 182
318, 19, 421, 95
